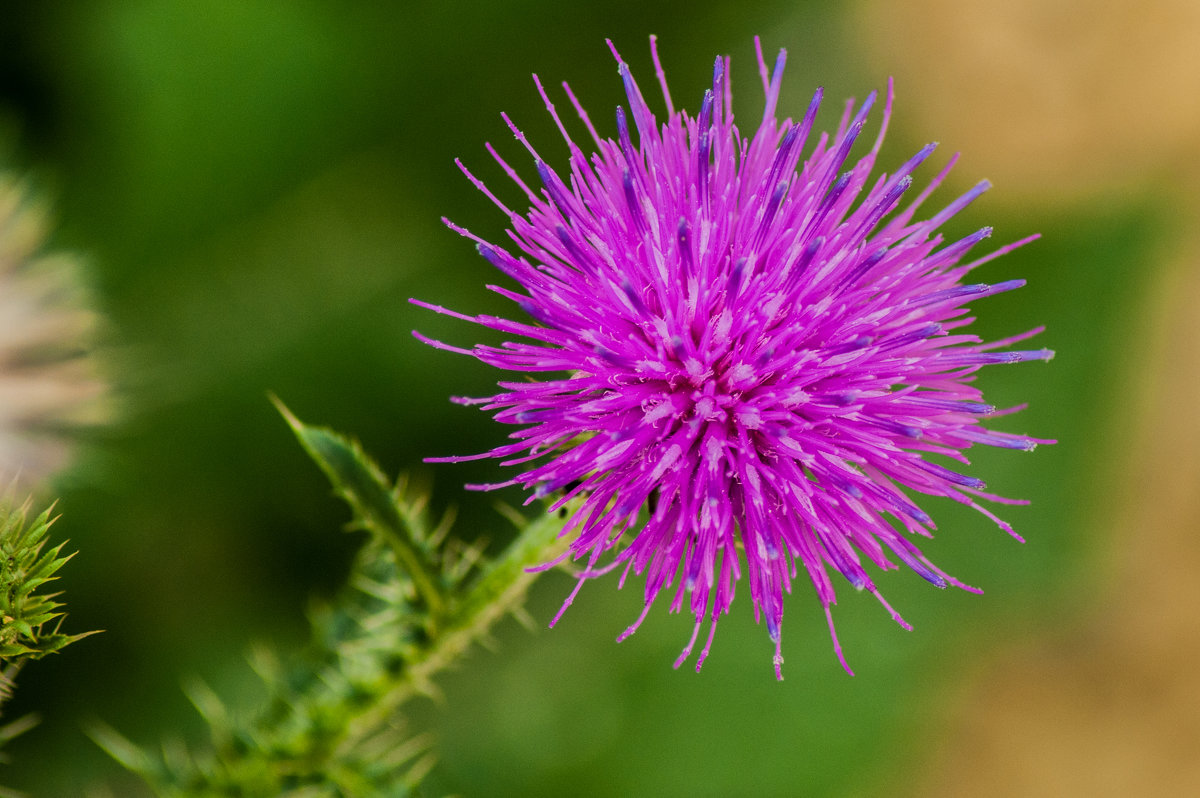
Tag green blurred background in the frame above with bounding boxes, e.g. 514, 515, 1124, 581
3, 0, 1196, 795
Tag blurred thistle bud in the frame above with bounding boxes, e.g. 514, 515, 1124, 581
0, 174, 105, 491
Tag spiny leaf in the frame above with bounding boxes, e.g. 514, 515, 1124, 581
0, 499, 96, 665
0, 498, 94, 791
273, 396, 447, 620
97, 403, 572, 797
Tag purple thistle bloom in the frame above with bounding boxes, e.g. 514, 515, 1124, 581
414, 37, 1053, 679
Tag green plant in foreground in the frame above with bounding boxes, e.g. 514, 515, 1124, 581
0, 498, 94, 792
93, 401, 569, 796
0, 500, 90, 663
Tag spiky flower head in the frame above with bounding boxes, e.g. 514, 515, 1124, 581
414, 38, 1053, 678
0, 175, 104, 490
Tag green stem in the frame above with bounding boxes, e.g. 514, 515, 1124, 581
341, 507, 568, 747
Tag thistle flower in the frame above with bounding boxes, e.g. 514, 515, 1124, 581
414, 38, 1053, 678
0, 175, 103, 490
